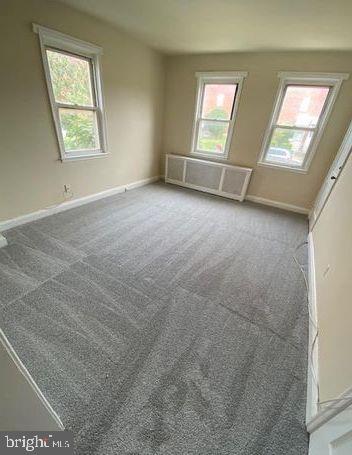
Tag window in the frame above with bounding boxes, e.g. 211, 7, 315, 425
258, 72, 348, 172
33, 24, 107, 161
191, 72, 247, 160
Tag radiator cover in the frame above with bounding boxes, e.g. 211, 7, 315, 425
165, 154, 252, 201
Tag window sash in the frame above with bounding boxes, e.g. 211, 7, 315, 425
58, 108, 101, 153
45, 47, 104, 155
274, 84, 331, 131
191, 74, 246, 159
195, 118, 231, 154
195, 119, 232, 155
263, 84, 333, 168
257, 73, 349, 172
34, 24, 107, 161
265, 126, 314, 167
266, 84, 331, 169
265, 123, 317, 168
46, 47, 98, 109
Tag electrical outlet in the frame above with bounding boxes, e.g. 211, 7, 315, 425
63, 184, 73, 200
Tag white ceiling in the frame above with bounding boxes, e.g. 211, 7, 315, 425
58, 0, 352, 54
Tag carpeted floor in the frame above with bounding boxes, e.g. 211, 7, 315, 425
0, 182, 309, 454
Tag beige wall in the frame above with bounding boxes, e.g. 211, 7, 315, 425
0, 0, 164, 221
312, 150, 352, 402
1, 1, 351, 221
162, 52, 352, 209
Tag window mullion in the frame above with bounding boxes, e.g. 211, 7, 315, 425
199, 118, 230, 124
191, 72, 247, 159
56, 102, 97, 111
273, 123, 316, 132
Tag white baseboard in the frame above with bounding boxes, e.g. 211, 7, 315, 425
125, 176, 160, 191
307, 232, 320, 423
0, 234, 8, 248
307, 385, 352, 434
0, 176, 160, 232
245, 195, 309, 215
0, 328, 64, 430
162, 175, 308, 214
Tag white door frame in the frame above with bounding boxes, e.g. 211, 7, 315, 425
309, 119, 352, 230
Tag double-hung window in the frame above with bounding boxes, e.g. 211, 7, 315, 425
258, 72, 348, 172
33, 24, 107, 161
191, 72, 247, 160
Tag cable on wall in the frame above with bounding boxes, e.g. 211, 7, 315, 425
292, 240, 320, 409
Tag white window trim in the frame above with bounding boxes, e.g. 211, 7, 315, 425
190, 71, 247, 161
258, 72, 349, 173
33, 24, 108, 162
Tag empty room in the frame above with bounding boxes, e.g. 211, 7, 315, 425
1, 0, 352, 454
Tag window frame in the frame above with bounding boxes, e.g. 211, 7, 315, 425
33, 24, 108, 161
191, 71, 247, 161
258, 72, 349, 173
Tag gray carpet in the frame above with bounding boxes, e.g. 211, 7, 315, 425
0, 182, 309, 454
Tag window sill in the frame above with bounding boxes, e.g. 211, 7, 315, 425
61, 152, 109, 162
257, 161, 308, 174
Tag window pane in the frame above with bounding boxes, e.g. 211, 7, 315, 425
59, 109, 100, 151
201, 84, 237, 120
266, 127, 313, 167
197, 120, 229, 154
277, 85, 330, 128
47, 49, 94, 106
